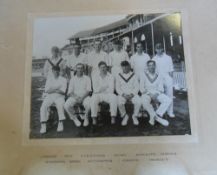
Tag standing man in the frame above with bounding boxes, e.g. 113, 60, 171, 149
65, 42, 87, 79
140, 60, 171, 126
43, 46, 65, 80
91, 61, 118, 125
64, 63, 92, 127
152, 43, 175, 118
62, 45, 73, 61
116, 61, 141, 126
108, 40, 130, 77
87, 41, 109, 77
130, 42, 150, 78
40, 66, 67, 134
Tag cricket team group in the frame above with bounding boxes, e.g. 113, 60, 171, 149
39, 40, 175, 134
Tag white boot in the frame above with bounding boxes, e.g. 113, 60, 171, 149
92, 117, 97, 125
72, 117, 81, 127
168, 113, 175, 118
132, 115, 139, 125
40, 123, 46, 134
83, 117, 89, 127
155, 115, 169, 126
149, 117, 155, 126
111, 117, 116, 124
57, 121, 64, 132
121, 114, 129, 126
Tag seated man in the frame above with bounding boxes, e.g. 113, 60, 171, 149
91, 61, 118, 125
64, 63, 91, 127
140, 60, 171, 126
40, 66, 67, 134
116, 61, 141, 126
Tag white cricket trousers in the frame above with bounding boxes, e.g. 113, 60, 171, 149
91, 93, 117, 117
118, 95, 141, 117
164, 74, 174, 115
141, 93, 171, 119
40, 94, 66, 122
64, 96, 90, 119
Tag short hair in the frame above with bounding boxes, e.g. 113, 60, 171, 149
155, 43, 163, 49
98, 61, 107, 67
51, 46, 59, 53
147, 60, 156, 65
136, 42, 143, 47
121, 60, 130, 67
52, 65, 60, 71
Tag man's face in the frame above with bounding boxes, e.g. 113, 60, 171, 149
51, 49, 59, 57
136, 43, 143, 53
99, 64, 107, 75
155, 48, 163, 55
76, 65, 84, 76
95, 43, 101, 52
147, 62, 156, 73
122, 65, 131, 74
114, 44, 122, 51
74, 45, 81, 56
52, 69, 60, 78
68, 48, 73, 55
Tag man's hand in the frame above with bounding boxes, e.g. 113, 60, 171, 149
122, 93, 128, 100
46, 87, 57, 94
122, 94, 133, 101
54, 89, 65, 95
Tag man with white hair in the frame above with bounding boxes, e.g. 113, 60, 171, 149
153, 43, 175, 118
91, 61, 117, 125
140, 60, 171, 126
40, 66, 67, 134
64, 63, 91, 127
116, 61, 141, 126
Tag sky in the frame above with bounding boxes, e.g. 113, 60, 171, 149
32, 15, 126, 58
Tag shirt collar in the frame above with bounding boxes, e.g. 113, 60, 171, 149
145, 70, 159, 76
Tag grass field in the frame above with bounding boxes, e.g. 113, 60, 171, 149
30, 76, 191, 139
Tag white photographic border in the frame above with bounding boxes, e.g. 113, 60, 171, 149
23, 9, 198, 145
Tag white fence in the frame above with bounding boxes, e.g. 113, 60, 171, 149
173, 72, 187, 91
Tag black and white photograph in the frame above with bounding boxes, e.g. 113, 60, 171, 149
29, 12, 191, 139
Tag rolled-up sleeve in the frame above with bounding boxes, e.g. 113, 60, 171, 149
115, 76, 123, 95
86, 77, 92, 92
132, 77, 139, 95
92, 75, 100, 93
60, 78, 67, 93
67, 78, 74, 95
44, 79, 51, 92
108, 75, 114, 93
139, 74, 146, 94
